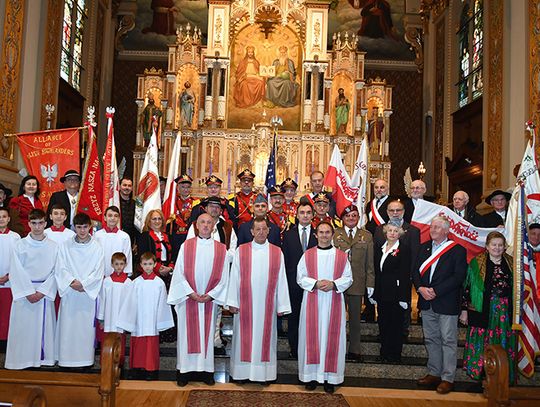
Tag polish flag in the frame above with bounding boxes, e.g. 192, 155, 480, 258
324, 145, 358, 217
102, 107, 121, 214
162, 133, 182, 223
134, 118, 162, 232
351, 136, 369, 226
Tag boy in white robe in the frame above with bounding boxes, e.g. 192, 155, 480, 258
168, 213, 229, 386
297, 221, 352, 393
117, 252, 174, 380
44, 204, 75, 245
0, 207, 20, 340
227, 217, 291, 383
5, 209, 58, 369
97, 252, 133, 367
55, 213, 105, 368
94, 206, 133, 276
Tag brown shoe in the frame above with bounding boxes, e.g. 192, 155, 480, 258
436, 381, 454, 394
417, 374, 441, 387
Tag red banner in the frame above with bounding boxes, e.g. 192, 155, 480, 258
76, 125, 103, 222
16, 128, 80, 208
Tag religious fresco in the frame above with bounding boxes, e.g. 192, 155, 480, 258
227, 24, 302, 131
122, 0, 209, 51
328, 0, 414, 60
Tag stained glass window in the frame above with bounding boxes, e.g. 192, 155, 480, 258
61, 0, 87, 92
456, 0, 483, 108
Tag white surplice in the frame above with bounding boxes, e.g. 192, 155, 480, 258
5, 235, 58, 369
44, 227, 75, 246
97, 275, 133, 333
297, 247, 353, 384
0, 231, 21, 288
94, 229, 133, 276
226, 241, 291, 382
167, 237, 229, 373
55, 236, 104, 367
116, 274, 174, 336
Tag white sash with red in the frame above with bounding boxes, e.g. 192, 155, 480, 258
419, 240, 458, 278
238, 242, 281, 363
183, 238, 227, 356
370, 200, 385, 226
305, 247, 347, 373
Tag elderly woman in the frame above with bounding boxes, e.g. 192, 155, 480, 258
461, 231, 516, 381
138, 209, 176, 343
373, 221, 411, 363
8, 176, 43, 237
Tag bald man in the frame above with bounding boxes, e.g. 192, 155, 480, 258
447, 191, 482, 226
365, 179, 392, 235
404, 180, 427, 223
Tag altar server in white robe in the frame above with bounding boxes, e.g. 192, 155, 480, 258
55, 213, 105, 367
0, 207, 20, 341
5, 209, 57, 369
168, 213, 229, 386
227, 217, 291, 383
94, 206, 133, 275
44, 204, 75, 245
297, 221, 352, 394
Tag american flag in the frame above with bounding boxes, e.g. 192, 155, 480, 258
265, 130, 277, 190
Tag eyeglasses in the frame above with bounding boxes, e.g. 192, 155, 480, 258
388, 209, 404, 213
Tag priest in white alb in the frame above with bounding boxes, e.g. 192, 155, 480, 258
55, 213, 105, 367
297, 221, 352, 394
5, 209, 57, 369
167, 213, 229, 386
227, 217, 291, 383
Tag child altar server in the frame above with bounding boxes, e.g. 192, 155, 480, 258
0, 207, 20, 340
44, 204, 75, 245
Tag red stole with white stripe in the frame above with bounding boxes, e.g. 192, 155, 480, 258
305, 247, 347, 373
183, 238, 227, 356
370, 200, 385, 226
419, 240, 458, 277
238, 242, 281, 362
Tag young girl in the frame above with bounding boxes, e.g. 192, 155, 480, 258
97, 252, 133, 368
118, 252, 174, 380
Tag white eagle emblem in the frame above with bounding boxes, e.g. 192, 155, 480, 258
40, 163, 58, 186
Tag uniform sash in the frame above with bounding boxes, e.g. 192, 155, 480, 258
184, 238, 226, 355
305, 247, 347, 373
419, 240, 458, 277
370, 200, 385, 226
239, 242, 281, 362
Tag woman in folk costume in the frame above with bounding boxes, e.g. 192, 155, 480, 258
297, 221, 352, 394
138, 209, 176, 342
8, 175, 43, 237
461, 231, 516, 382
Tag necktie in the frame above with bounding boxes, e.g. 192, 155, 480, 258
376, 198, 381, 208
301, 227, 307, 252
348, 228, 354, 240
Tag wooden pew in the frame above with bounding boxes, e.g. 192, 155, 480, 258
484, 344, 540, 407
12, 386, 46, 407
0, 333, 121, 407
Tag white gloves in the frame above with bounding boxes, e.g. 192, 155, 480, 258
367, 287, 376, 304
399, 301, 408, 310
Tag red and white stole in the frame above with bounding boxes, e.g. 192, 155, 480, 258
305, 247, 347, 373
183, 238, 227, 356
419, 240, 458, 277
370, 200, 385, 226
239, 242, 281, 363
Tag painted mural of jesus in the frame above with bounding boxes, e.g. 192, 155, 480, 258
233, 46, 265, 108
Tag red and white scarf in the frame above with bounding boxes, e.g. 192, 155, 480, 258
239, 242, 281, 362
149, 230, 172, 270
419, 240, 458, 277
305, 247, 347, 373
183, 238, 226, 356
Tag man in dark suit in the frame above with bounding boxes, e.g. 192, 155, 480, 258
481, 189, 511, 227
282, 201, 317, 358
413, 216, 467, 395
403, 179, 426, 224
365, 178, 391, 235
46, 169, 80, 228
237, 193, 281, 246
447, 190, 482, 226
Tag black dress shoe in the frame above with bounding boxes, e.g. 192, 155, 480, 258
176, 371, 189, 387
214, 346, 227, 356
323, 382, 335, 394
203, 372, 215, 386
305, 381, 318, 391
288, 351, 298, 360
346, 352, 364, 362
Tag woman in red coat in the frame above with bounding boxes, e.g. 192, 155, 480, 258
8, 175, 43, 237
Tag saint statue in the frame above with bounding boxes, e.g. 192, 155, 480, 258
335, 88, 350, 134
367, 108, 384, 146
265, 46, 299, 108
141, 94, 162, 146
233, 46, 265, 108
179, 81, 196, 128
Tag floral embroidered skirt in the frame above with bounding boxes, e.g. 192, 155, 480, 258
463, 295, 516, 381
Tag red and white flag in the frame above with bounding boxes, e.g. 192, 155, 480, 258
134, 119, 161, 232
76, 122, 103, 222
102, 107, 120, 213
162, 133, 182, 223
324, 145, 358, 217
411, 199, 500, 262
351, 136, 369, 226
